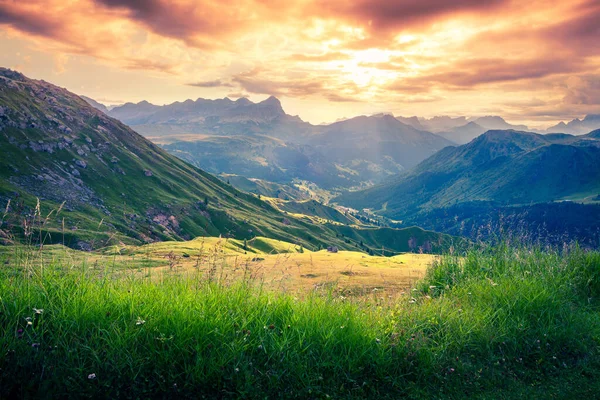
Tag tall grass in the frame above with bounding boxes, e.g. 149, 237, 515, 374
1, 243, 600, 398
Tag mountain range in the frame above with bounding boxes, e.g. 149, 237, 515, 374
545, 114, 600, 135
93, 97, 454, 190
72, 80, 600, 247
335, 128, 600, 246
85, 96, 600, 196
337, 129, 600, 216
107, 95, 308, 140
86, 96, 600, 141
0, 68, 452, 253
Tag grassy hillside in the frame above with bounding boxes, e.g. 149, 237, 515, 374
0, 68, 455, 254
2, 243, 600, 398
218, 174, 311, 200
163, 135, 357, 189
270, 199, 357, 225
338, 130, 600, 218
395, 201, 600, 248
0, 69, 310, 247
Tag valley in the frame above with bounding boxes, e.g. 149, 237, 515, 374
2, 0, 600, 396
78, 89, 600, 250
0, 68, 455, 256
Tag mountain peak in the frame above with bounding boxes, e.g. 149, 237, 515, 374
371, 112, 394, 118
546, 114, 600, 135
235, 97, 252, 105
369, 113, 398, 124
474, 115, 507, 123
260, 95, 282, 107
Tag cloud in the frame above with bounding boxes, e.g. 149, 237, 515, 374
358, 60, 407, 72
92, 0, 300, 48
0, 1, 66, 38
388, 57, 587, 94
563, 75, 600, 106
1, 0, 600, 124
324, 93, 361, 102
233, 71, 324, 97
226, 92, 249, 99
435, 57, 583, 87
187, 79, 234, 88
123, 58, 178, 73
232, 68, 364, 103
287, 52, 353, 62
53, 53, 69, 74
314, 0, 510, 32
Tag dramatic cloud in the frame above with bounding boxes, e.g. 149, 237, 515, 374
564, 75, 600, 106
287, 52, 353, 62
315, 0, 510, 32
390, 57, 587, 91
233, 69, 325, 97
0, 0, 598, 126
0, 3, 63, 37
187, 80, 234, 88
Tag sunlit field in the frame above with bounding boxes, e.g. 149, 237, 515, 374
103, 237, 434, 294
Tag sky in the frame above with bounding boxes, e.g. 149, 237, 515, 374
0, 0, 599, 128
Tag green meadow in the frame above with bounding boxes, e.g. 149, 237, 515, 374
2, 242, 600, 398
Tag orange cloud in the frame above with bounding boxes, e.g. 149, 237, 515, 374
0, 0, 599, 125
187, 80, 234, 88
287, 52, 353, 62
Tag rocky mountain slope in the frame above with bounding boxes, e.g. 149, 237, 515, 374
107, 96, 310, 141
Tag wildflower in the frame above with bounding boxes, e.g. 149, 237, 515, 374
375, 338, 381, 344
234, 368, 239, 373
135, 317, 146, 326
409, 298, 416, 304
450, 368, 455, 373
25, 317, 33, 326
33, 308, 44, 315
88, 373, 96, 380
429, 286, 437, 289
